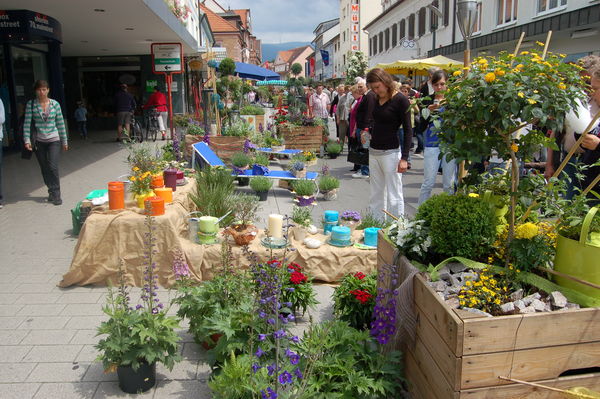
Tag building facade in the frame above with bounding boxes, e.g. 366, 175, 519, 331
273, 45, 313, 79
312, 18, 340, 82
338, 0, 382, 57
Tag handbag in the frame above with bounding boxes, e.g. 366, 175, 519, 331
21, 100, 37, 160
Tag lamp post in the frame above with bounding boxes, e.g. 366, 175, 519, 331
427, 3, 443, 53
456, 0, 478, 67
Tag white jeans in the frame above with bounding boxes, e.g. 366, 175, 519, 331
369, 148, 404, 220
418, 146, 457, 205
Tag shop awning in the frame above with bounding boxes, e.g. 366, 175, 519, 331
232, 62, 280, 81
373, 55, 463, 76
255, 80, 288, 86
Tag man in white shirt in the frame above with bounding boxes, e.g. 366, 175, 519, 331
310, 85, 330, 123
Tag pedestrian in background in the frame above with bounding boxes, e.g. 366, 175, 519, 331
352, 78, 375, 178
335, 85, 350, 149
114, 83, 136, 142
0, 97, 4, 208
23, 80, 68, 206
365, 68, 413, 218
310, 84, 330, 125
143, 86, 168, 140
74, 100, 87, 139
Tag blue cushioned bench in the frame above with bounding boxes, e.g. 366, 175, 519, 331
192, 142, 318, 180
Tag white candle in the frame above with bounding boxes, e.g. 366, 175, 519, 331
268, 214, 283, 239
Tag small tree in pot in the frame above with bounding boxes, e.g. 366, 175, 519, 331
249, 176, 273, 201
318, 175, 340, 201
224, 194, 261, 245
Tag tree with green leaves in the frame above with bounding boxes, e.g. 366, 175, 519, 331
290, 62, 303, 77
345, 51, 368, 84
218, 57, 236, 77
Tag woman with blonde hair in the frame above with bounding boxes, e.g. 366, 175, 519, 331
364, 68, 413, 218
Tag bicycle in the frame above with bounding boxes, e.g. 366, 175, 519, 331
127, 110, 144, 143
144, 106, 161, 142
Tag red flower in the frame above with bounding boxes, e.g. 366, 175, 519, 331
268, 259, 282, 267
287, 262, 301, 272
349, 289, 373, 304
354, 272, 366, 280
290, 271, 307, 285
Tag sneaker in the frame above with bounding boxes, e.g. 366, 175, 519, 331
352, 173, 369, 179
162, 133, 166, 141
52, 197, 63, 206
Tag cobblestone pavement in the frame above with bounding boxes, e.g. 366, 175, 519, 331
0, 124, 436, 398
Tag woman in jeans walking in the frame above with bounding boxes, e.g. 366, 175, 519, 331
23, 80, 68, 205
364, 68, 413, 219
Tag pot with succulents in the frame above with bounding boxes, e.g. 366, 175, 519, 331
288, 160, 306, 178
223, 193, 260, 245
340, 210, 361, 233
249, 176, 272, 201
318, 175, 340, 201
325, 141, 342, 159
96, 217, 181, 393
292, 179, 317, 207
290, 205, 312, 241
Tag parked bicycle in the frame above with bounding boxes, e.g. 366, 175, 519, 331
126, 110, 144, 143
144, 106, 161, 142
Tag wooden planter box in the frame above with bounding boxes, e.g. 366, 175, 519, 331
184, 134, 204, 161
377, 232, 600, 399
208, 136, 246, 163
279, 125, 323, 153
240, 114, 265, 131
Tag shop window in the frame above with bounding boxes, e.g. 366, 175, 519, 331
497, 0, 518, 25
474, 2, 482, 33
537, 0, 567, 13
408, 14, 415, 39
418, 8, 426, 37
431, 0, 440, 30
443, 0, 450, 26
392, 24, 398, 47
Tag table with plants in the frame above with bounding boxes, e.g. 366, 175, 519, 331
376, 41, 600, 398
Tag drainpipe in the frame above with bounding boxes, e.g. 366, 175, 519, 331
452, 0, 457, 46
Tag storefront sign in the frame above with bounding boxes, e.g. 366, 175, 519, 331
0, 10, 62, 42
151, 43, 183, 74
146, 80, 158, 93
350, 1, 360, 51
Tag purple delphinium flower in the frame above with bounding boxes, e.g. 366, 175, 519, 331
267, 363, 276, 376
273, 329, 286, 339
255, 347, 265, 358
370, 264, 398, 345
261, 387, 277, 399
258, 334, 267, 341
293, 367, 303, 380
252, 363, 262, 373
278, 370, 293, 385
289, 335, 300, 343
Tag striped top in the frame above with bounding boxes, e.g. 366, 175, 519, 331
23, 99, 68, 145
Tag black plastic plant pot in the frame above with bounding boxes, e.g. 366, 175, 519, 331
328, 153, 339, 159
257, 191, 268, 201
238, 177, 250, 186
117, 361, 156, 394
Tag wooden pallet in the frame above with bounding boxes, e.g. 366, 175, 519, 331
279, 125, 323, 154
377, 232, 600, 398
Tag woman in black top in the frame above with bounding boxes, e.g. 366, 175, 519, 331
365, 68, 413, 218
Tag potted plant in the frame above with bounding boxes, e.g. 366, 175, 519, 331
266, 135, 285, 152
129, 168, 154, 208
302, 150, 318, 166
288, 160, 306, 178
231, 152, 251, 170
290, 205, 312, 241
325, 141, 342, 159
340, 210, 362, 233
249, 176, 272, 201
224, 193, 261, 245
96, 216, 181, 394
280, 262, 319, 316
332, 271, 377, 330
292, 179, 317, 206
318, 175, 340, 201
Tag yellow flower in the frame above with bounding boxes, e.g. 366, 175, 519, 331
484, 72, 496, 83
520, 51, 529, 55
453, 70, 462, 77
558, 83, 566, 90
130, 176, 136, 182
478, 58, 488, 65
511, 143, 519, 152
517, 92, 525, 98
495, 69, 506, 77
515, 222, 539, 239
527, 98, 537, 105
535, 41, 545, 46
468, 193, 480, 198
132, 166, 140, 172
559, 53, 566, 58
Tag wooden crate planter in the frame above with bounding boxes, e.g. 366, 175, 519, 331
208, 136, 246, 163
377, 232, 600, 398
184, 134, 204, 160
240, 114, 265, 131
279, 125, 323, 153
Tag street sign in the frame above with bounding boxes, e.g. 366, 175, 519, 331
151, 43, 182, 74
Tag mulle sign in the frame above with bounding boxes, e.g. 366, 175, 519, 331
151, 43, 182, 73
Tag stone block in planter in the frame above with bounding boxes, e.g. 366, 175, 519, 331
377, 231, 600, 398
209, 136, 246, 163
279, 125, 323, 153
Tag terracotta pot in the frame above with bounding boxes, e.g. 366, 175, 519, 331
224, 224, 259, 245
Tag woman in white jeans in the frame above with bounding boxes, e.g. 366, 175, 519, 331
364, 68, 413, 219
418, 70, 457, 205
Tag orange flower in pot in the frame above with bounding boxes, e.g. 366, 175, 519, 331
223, 193, 260, 246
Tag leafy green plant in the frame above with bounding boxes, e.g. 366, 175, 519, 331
189, 167, 236, 226
281, 262, 318, 316
126, 142, 159, 174
291, 206, 312, 228
187, 123, 205, 136
208, 352, 266, 398
318, 175, 340, 192
332, 272, 377, 330
295, 320, 403, 398
253, 153, 270, 166
218, 57, 236, 76
356, 210, 390, 230
287, 160, 305, 172
222, 119, 253, 137
325, 141, 342, 155
227, 193, 260, 228
231, 152, 251, 168
292, 179, 317, 197
239, 105, 265, 115
249, 176, 272, 193
417, 193, 496, 261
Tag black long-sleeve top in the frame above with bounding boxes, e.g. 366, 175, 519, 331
356, 91, 376, 130
370, 92, 413, 160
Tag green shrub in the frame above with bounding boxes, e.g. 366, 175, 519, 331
292, 179, 317, 196
227, 193, 260, 228
187, 124, 205, 136
417, 194, 496, 260
190, 167, 236, 226
356, 209, 391, 230
239, 105, 265, 115
325, 141, 342, 155
231, 152, 251, 168
253, 153, 269, 166
222, 120, 252, 137
249, 176, 272, 192
318, 175, 340, 192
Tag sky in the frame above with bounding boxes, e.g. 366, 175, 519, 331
220, 0, 339, 43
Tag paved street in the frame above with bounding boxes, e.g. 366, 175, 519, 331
0, 124, 437, 398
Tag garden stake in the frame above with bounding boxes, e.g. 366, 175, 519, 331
541, 30, 553, 60
582, 173, 600, 197
509, 32, 526, 67
498, 376, 599, 398
382, 209, 399, 221
538, 267, 600, 292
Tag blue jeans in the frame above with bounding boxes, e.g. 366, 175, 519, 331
418, 146, 457, 205
397, 128, 412, 163
77, 121, 87, 138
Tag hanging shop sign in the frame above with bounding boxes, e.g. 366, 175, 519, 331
0, 9, 62, 42
151, 43, 183, 74
350, 1, 360, 51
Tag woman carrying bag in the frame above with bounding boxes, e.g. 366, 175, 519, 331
23, 80, 68, 206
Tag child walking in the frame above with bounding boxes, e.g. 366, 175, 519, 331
74, 101, 88, 139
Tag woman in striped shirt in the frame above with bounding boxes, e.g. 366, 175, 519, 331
24, 80, 68, 206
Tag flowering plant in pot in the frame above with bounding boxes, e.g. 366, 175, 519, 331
292, 179, 317, 207
290, 205, 312, 241
318, 175, 340, 201
340, 210, 361, 232
280, 262, 319, 317
325, 141, 342, 159
224, 193, 261, 245
95, 212, 181, 394
231, 152, 251, 170
287, 160, 306, 178
332, 271, 377, 330
249, 176, 273, 201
